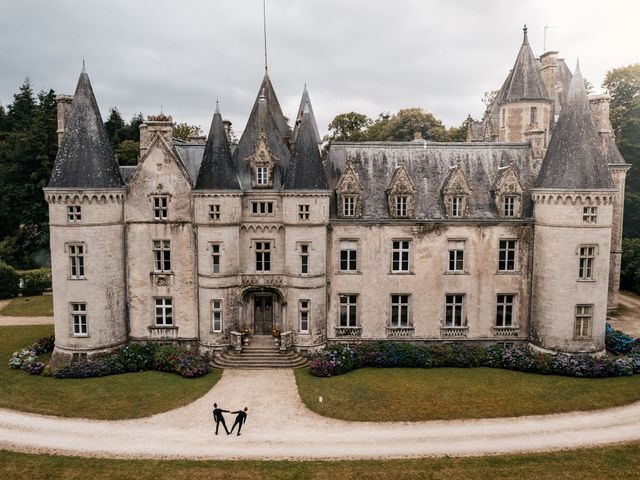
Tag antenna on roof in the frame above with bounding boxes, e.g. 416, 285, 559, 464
543, 25, 556, 52
263, 0, 268, 72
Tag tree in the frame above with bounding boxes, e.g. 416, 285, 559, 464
325, 112, 371, 142
368, 108, 448, 142
173, 123, 202, 141
104, 108, 126, 147
8, 78, 35, 132
603, 64, 640, 136
115, 139, 139, 166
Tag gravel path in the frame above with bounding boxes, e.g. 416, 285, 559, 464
2, 368, 640, 460
0, 299, 53, 326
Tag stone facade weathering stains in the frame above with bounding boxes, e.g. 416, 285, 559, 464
45, 27, 628, 364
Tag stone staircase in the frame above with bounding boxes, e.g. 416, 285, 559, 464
211, 335, 310, 369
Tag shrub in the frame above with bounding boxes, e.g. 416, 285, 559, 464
20, 268, 52, 296
8, 335, 55, 375
0, 262, 20, 299
606, 323, 639, 353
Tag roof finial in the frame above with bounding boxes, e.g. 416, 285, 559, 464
215, 98, 220, 115
160, 104, 164, 115
263, 0, 268, 73
82, 57, 86, 73
522, 24, 529, 44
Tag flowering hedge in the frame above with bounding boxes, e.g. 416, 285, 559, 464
605, 323, 640, 353
8, 334, 55, 375
309, 341, 640, 378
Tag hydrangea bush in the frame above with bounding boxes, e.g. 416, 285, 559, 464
8, 334, 55, 375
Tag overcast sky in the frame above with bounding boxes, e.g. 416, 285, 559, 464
1, 0, 638, 138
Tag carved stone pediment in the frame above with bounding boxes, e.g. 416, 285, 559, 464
245, 128, 278, 188
335, 163, 364, 218
386, 164, 416, 218
493, 165, 523, 218
441, 165, 472, 218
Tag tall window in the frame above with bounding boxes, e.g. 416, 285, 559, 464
451, 196, 464, 217
342, 196, 355, 217
211, 299, 222, 332
155, 298, 173, 326
211, 243, 221, 274
395, 196, 408, 217
256, 166, 269, 186
68, 243, 85, 279
71, 303, 87, 336
339, 294, 358, 327
503, 196, 516, 217
339, 240, 357, 272
67, 205, 81, 223
255, 241, 271, 272
498, 240, 517, 271
299, 299, 310, 332
582, 206, 597, 224
579, 246, 595, 280
445, 294, 464, 327
530, 106, 537, 125
153, 240, 171, 272
152, 196, 168, 220
390, 294, 409, 327
251, 201, 274, 215
448, 240, 465, 272
300, 244, 309, 274
574, 305, 593, 338
209, 204, 221, 221
391, 240, 410, 273
298, 204, 310, 220
496, 294, 515, 327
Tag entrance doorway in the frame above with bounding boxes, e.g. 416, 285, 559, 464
254, 295, 274, 335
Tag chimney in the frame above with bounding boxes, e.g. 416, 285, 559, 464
413, 131, 423, 141
223, 119, 233, 144
139, 114, 174, 158
589, 94, 614, 151
55, 94, 74, 146
187, 134, 206, 145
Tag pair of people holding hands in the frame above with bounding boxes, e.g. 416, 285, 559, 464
212, 403, 248, 436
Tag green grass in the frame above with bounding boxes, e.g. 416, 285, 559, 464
2, 443, 640, 479
0, 295, 53, 316
295, 367, 640, 421
0, 325, 221, 419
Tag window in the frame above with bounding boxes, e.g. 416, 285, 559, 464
298, 204, 310, 220
574, 305, 593, 338
67, 205, 81, 223
152, 196, 168, 220
445, 294, 465, 327
71, 303, 87, 336
582, 206, 597, 224
498, 240, 517, 271
451, 196, 464, 217
68, 243, 85, 279
342, 196, 355, 217
395, 196, 408, 217
251, 201, 274, 215
153, 240, 171, 272
211, 299, 222, 332
209, 204, 220, 221
390, 294, 410, 327
448, 240, 465, 272
530, 106, 537, 125
299, 300, 310, 332
155, 298, 173, 326
300, 244, 309, 275
579, 246, 595, 280
339, 240, 357, 272
339, 294, 357, 327
496, 294, 515, 327
503, 196, 516, 217
256, 166, 269, 186
211, 243, 221, 274
255, 241, 271, 272
391, 240, 410, 273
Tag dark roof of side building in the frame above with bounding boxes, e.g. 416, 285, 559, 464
284, 106, 328, 190
535, 63, 614, 189
48, 71, 124, 188
291, 85, 321, 145
503, 26, 550, 102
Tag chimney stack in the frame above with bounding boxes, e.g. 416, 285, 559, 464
139, 114, 174, 158
589, 94, 614, 151
55, 94, 74, 146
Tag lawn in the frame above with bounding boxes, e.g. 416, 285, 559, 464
295, 367, 640, 421
0, 295, 53, 317
2, 443, 640, 480
0, 325, 221, 419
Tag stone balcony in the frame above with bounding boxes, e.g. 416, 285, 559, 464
440, 326, 469, 337
491, 326, 520, 336
148, 326, 179, 339
386, 326, 414, 337
335, 326, 362, 337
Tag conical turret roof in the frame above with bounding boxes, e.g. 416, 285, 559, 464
284, 103, 328, 190
291, 85, 321, 145
535, 62, 614, 189
48, 70, 123, 188
503, 26, 550, 103
195, 103, 240, 190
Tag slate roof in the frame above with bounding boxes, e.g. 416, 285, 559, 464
195, 104, 241, 190
291, 85, 321, 145
327, 142, 534, 219
48, 71, 124, 188
535, 63, 614, 189
173, 144, 205, 183
284, 106, 328, 190
503, 26, 550, 103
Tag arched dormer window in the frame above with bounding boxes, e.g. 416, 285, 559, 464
386, 165, 416, 219
335, 163, 363, 219
492, 165, 523, 218
441, 165, 472, 218
245, 128, 278, 188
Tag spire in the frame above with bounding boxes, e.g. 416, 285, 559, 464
263, 0, 268, 72
535, 61, 614, 189
48, 70, 123, 188
291, 84, 321, 145
195, 103, 240, 190
284, 109, 328, 190
502, 25, 550, 102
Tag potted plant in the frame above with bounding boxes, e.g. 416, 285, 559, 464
272, 327, 281, 346
240, 326, 251, 345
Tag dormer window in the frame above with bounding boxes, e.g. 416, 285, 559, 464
386, 165, 416, 219
451, 197, 465, 217
395, 196, 408, 217
245, 128, 278, 189
503, 196, 516, 217
256, 166, 269, 186
442, 165, 471, 219
493, 165, 523, 219
335, 163, 364, 219
343, 196, 356, 217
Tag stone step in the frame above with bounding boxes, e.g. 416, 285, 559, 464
211, 349, 309, 369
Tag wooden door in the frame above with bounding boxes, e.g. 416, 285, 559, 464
254, 295, 274, 335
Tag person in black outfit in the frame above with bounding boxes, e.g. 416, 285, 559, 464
212, 403, 230, 435
228, 407, 248, 436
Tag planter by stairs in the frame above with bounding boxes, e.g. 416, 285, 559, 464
211, 335, 310, 369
